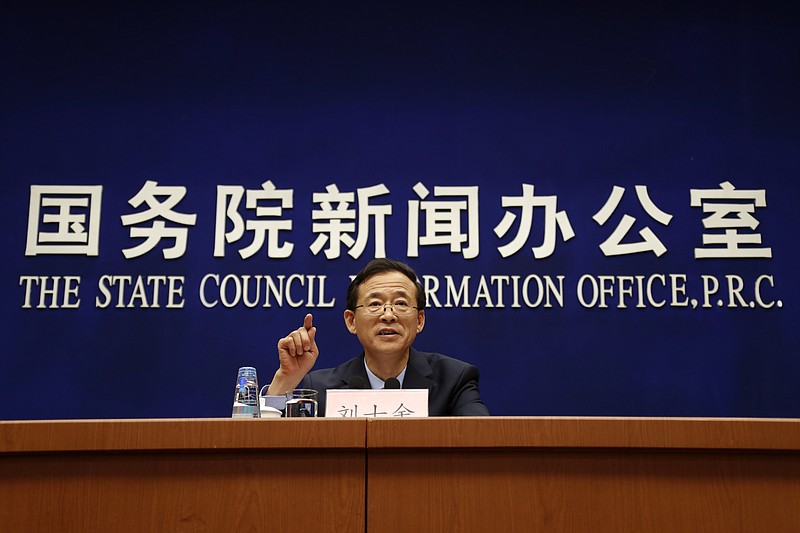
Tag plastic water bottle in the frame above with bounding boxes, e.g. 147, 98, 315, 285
232, 366, 260, 418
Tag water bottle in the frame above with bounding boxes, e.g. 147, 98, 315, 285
232, 366, 260, 418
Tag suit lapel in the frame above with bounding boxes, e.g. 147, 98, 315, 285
337, 352, 370, 388
402, 348, 434, 390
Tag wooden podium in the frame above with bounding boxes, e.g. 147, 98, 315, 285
2, 417, 799, 532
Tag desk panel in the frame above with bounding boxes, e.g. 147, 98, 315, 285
367, 417, 800, 533
0, 419, 366, 532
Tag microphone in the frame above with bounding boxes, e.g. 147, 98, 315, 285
384, 377, 401, 389
348, 375, 367, 389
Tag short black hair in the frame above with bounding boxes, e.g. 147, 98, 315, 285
346, 258, 426, 311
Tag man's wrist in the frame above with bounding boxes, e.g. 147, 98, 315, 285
267, 371, 301, 395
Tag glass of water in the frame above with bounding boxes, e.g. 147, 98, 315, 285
232, 366, 260, 419
285, 389, 318, 417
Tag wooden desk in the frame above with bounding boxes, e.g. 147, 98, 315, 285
0, 419, 366, 532
366, 417, 800, 533
3, 417, 799, 532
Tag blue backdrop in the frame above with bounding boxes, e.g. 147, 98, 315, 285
2, 2, 798, 419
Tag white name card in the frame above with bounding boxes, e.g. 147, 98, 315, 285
325, 389, 429, 418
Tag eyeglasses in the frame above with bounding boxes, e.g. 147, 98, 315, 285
355, 302, 419, 316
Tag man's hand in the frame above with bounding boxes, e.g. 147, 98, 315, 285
268, 314, 319, 395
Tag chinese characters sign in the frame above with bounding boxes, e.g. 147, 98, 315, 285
25, 180, 773, 261
325, 389, 428, 418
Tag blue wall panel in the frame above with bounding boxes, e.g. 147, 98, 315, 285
2, 2, 798, 418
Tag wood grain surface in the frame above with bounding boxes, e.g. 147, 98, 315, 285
2, 417, 798, 532
0, 419, 366, 532
366, 417, 800, 533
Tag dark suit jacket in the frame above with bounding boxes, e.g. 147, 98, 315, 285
301, 347, 490, 417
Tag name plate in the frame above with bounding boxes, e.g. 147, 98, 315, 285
325, 389, 428, 418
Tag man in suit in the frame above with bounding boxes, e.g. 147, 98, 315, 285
265, 258, 489, 416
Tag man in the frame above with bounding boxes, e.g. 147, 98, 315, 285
265, 258, 489, 416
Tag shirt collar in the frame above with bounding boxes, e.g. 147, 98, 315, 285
364, 358, 407, 389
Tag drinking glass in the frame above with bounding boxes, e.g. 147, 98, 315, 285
285, 389, 318, 417
232, 366, 260, 419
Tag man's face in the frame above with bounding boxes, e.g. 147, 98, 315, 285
343, 270, 425, 362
